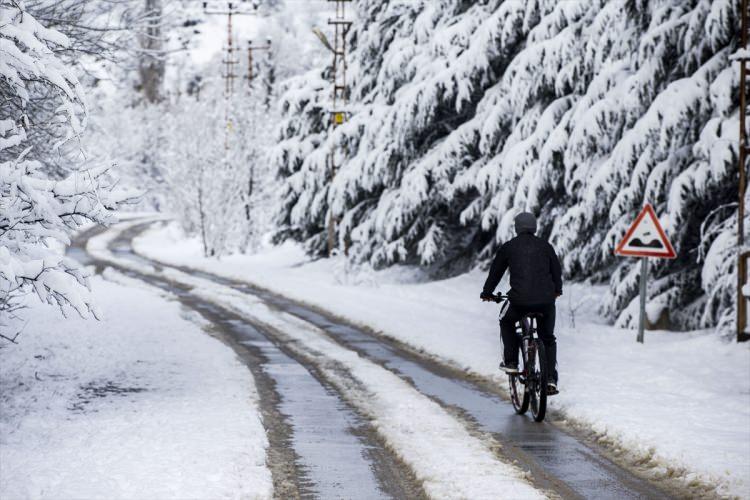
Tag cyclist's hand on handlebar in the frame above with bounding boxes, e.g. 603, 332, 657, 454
480, 292, 495, 302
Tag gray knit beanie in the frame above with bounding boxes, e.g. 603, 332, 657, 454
514, 212, 537, 235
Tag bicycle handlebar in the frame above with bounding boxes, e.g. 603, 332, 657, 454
483, 293, 508, 303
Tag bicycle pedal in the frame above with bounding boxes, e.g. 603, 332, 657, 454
499, 362, 519, 374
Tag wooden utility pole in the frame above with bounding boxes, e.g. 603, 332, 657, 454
202, 1, 259, 149
324, 0, 352, 256
739, 0, 750, 342
224, 26, 239, 97
328, 0, 352, 132
242, 38, 272, 233
246, 38, 272, 87
201, 2, 242, 96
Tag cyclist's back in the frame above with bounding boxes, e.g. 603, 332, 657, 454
480, 212, 562, 393
489, 233, 561, 306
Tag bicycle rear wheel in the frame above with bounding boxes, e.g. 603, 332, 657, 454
530, 341, 548, 422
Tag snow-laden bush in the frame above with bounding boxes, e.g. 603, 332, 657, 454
160, 92, 253, 257
0, 2, 130, 335
272, 0, 740, 333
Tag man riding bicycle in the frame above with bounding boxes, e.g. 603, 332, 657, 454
480, 212, 562, 394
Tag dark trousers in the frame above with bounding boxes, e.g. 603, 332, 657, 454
500, 303, 558, 382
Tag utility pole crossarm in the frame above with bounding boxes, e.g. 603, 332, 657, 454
202, 0, 261, 15
327, 20, 353, 25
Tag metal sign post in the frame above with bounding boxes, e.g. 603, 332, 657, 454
637, 258, 648, 343
615, 204, 677, 343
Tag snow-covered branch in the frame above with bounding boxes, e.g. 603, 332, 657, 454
0, 1, 133, 332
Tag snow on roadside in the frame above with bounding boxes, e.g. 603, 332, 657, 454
133, 221, 750, 498
91, 221, 547, 499
0, 267, 272, 499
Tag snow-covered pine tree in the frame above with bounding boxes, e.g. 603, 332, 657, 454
271, 65, 331, 252
273, 0, 527, 262
273, 0, 740, 333
0, 1, 130, 333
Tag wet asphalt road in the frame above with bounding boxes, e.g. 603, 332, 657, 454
72, 222, 680, 500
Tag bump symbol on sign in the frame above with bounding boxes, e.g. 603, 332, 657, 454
629, 231, 662, 249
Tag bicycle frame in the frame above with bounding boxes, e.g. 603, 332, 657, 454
519, 318, 538, 383
489, 293, 547, 421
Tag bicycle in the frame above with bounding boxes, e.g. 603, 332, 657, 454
487, 293, 548, 422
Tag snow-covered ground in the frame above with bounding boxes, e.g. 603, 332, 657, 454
134, 221, 750, 498
91, 221, 548, 499
0, 269, 272, 499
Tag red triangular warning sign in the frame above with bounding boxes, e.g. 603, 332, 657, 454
615, 204, 676, 259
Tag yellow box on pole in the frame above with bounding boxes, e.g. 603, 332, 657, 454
334, 112, 344, 125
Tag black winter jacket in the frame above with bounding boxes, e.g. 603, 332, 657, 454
482, 233, 563, 305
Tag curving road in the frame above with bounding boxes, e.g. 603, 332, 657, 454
72, 222, 681, 500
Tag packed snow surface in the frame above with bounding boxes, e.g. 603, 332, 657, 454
0, 269, 272, 499
135, 221, 750, 498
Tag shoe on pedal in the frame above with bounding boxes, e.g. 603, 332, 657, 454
499, 361, 519, 374
547, 380, 559, 395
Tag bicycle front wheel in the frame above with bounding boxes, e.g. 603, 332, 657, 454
510, 344, 529, 414
509, 373, 529, 414
530, 341, 547, 422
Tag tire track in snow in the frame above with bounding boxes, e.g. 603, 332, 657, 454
76, 224, 423, 500
86, 221, 548, 499
190, 283, 547, 500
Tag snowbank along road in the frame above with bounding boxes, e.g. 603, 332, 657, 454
75, 220, 684, 500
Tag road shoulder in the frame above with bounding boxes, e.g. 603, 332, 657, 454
0, 269, 272, 499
